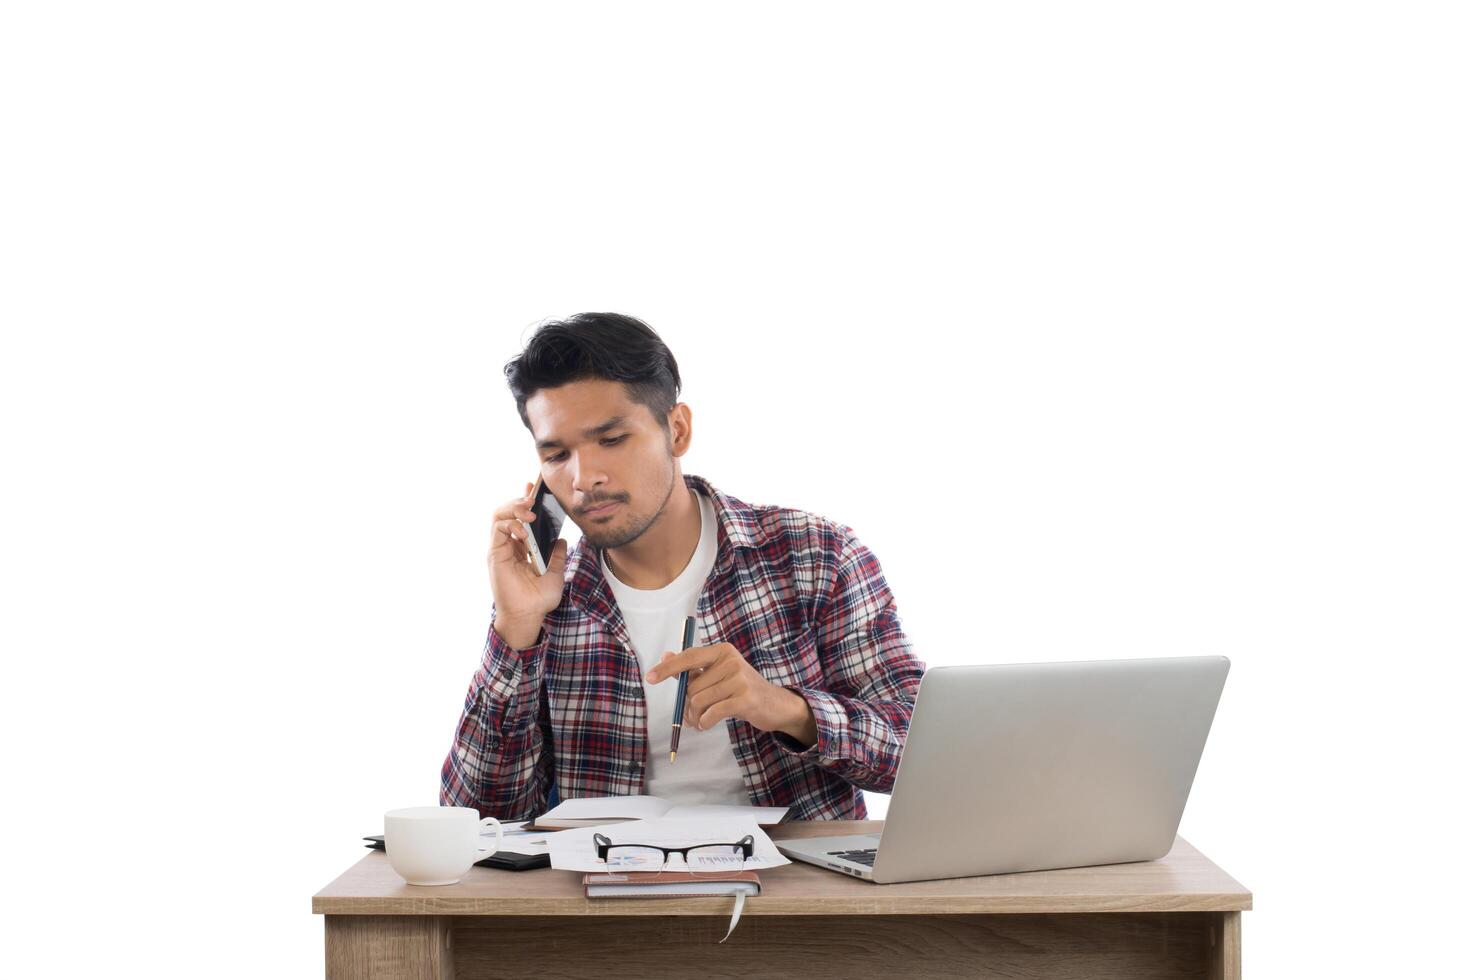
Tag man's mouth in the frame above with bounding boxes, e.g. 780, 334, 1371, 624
583, 502, 620, 518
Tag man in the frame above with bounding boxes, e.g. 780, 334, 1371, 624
439, 313, 925, 821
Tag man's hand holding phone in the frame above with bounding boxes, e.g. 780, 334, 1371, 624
488, 481, 568, 650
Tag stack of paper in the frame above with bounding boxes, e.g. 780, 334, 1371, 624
547, 816, 791, 873
553, 816, 785, 943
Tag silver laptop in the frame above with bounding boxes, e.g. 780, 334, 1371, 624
777, 656, 1229, 883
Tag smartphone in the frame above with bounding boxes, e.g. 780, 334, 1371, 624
520, 475, 568, 575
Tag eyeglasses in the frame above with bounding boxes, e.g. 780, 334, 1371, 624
593, 832, 755, 872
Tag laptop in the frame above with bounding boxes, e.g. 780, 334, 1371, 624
776, 655, 1230, 883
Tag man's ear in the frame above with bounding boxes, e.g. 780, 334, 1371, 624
667, 402, 693, 457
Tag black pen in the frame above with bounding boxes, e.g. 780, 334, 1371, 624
669, 615, 697, 762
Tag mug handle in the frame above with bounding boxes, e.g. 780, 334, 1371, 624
476, 817, 503, 860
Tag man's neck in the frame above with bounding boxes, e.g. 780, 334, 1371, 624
604, 482, 702, 591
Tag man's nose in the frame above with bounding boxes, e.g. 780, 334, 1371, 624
571, 454, 608, 497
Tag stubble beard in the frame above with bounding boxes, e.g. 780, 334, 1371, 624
582, 461, 678, 551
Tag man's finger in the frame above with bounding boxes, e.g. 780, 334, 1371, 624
490, 519, 531, 564
685, 657, 739, 695
492, 518, 529, 543
695, 696, 743, 732
686, 676, 743, 720
644, 644, 723, 684
493, 500, 537, 522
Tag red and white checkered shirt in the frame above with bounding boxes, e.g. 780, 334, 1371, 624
439, 473, 925, 821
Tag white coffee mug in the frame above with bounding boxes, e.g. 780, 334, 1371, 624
383, 806, 503, 886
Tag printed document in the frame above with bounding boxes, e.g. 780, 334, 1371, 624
548, 817, 792, 872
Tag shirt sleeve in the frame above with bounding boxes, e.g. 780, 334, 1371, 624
770, 525, 925, 792
438, 608, 557, 821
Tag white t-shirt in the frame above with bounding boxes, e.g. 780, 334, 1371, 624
600, 490, 751, 805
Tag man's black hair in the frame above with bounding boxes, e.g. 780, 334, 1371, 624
504, 313, 683, 433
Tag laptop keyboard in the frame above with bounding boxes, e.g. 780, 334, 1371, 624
827, 848, 878, 867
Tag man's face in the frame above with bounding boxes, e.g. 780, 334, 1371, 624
525, 378, 685, 550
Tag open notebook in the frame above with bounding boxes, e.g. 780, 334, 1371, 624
534, 794, 790, 829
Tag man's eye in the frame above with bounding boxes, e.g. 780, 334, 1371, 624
545, 436, 624, 465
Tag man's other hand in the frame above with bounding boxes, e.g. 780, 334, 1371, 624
645, 642, 817, 748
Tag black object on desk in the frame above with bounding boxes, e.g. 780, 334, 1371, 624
362, 836, 551, 872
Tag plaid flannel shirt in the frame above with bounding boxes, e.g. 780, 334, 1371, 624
439, 473, 925, 821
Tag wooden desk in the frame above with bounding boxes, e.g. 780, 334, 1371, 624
312, 820, 1251, 979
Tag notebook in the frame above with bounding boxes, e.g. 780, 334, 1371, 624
582, 869, 761, 898
534, 795, 789, 830
584, 869, 761, 943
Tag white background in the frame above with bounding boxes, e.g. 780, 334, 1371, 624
3, 2, 1465, 976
